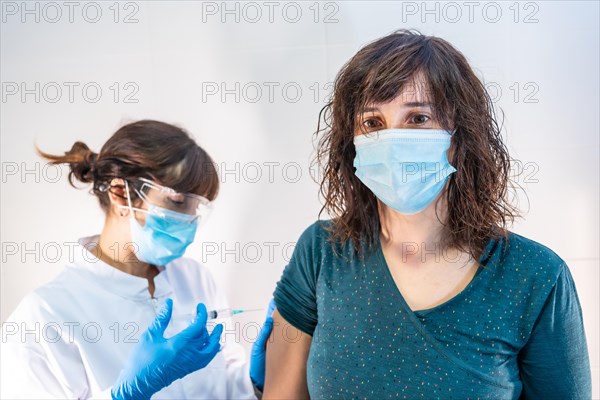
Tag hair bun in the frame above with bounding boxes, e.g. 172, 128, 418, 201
69, 141, 97, 183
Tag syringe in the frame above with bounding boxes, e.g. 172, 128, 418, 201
208, 308, 263, 319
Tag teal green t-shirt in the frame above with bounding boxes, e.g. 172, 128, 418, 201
273, 220, 591, 399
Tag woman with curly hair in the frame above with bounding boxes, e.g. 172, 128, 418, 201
264, 30, 591, 399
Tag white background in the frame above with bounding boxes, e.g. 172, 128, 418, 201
1, 1, 598, 397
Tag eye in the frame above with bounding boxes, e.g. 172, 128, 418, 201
361, 117, 384, 132
167, 193, 185, 205
408, 113, 431, 125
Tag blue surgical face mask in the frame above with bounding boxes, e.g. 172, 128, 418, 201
353, 128, 457, 215
122, 182, 198, 266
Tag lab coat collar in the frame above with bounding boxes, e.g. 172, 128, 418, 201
68, 235, 173, 301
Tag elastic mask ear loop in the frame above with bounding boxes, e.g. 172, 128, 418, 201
123, 180, 160, 223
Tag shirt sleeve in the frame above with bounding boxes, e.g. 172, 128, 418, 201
197, 262, 257, 400
195, 262, 256, 400
517, 262, 592, 400
219, 335, 257, 400
0, 292, 89, 399
273, 222, 323, 336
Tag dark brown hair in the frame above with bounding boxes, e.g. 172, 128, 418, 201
315, 29, 519, 261
37, 120, 219, 211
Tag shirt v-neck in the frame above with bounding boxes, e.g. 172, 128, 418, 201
376, 235, 495, 319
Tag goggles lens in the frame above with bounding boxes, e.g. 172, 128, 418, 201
130, 178, 212, 223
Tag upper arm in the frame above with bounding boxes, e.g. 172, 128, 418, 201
518, 263, 592, 399
263, 222, 324, 399
262, 309, 312, 399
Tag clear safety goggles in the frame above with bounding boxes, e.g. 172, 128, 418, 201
125, 177, 213, 224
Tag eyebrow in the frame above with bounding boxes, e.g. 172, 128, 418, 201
359, 102, 433, 113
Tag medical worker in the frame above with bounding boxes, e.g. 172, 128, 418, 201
263, 30, 592, 399
1, 120, 272, 399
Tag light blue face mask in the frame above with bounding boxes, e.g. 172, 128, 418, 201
123, 181, 198, 266
353, 128, 457, 215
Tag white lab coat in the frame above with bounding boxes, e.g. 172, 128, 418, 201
0, 235, 257, 399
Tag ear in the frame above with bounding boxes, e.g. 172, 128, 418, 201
107, 178, 130, 216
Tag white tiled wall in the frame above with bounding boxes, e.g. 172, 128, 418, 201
1, 1, 598, 397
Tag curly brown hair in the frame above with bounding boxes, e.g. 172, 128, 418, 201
314, 29, 519, 261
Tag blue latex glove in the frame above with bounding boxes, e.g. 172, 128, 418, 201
249, 298, 276, 391
111, 299, 223, 400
